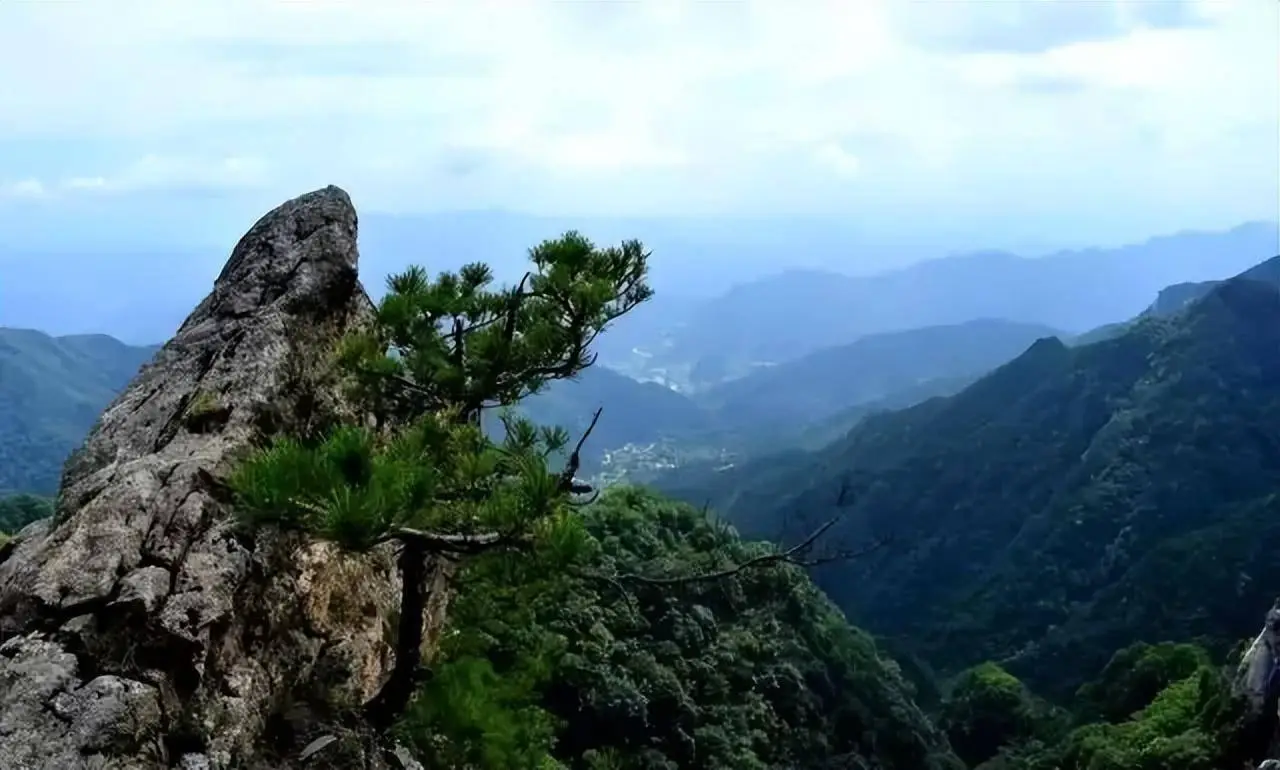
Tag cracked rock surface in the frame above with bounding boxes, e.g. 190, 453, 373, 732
0, 186, 419, 769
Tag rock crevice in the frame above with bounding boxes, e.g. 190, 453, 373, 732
0, 186, 416, 769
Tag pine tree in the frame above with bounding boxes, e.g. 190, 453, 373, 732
228, 231, 653, 727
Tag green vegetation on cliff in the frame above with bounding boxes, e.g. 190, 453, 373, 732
405, 487, 957, 770
0, 493, 53, 537
947, 643, 1254, 770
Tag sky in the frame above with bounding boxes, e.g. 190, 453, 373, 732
0, 0, 1277, 338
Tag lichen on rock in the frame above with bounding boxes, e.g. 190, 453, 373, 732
0, 186, 426, 769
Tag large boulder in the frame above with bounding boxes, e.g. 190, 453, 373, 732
0, 187, 428, 769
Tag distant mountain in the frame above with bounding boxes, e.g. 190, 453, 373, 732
786, 373, 981, 452
1073, 254, 1280, 345
489, 366, 714, 469
660, 256, 1280, 700
521, 319, 1067, 477
0, 212, 952, 346
2, 315, 1045, 496
648, 222, 1278, 386
1151, 254, 1280, 314
695, 319, 1063, 432
0, 328, 156, 494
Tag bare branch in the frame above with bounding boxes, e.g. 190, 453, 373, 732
568, 490, 601, 507
557, 407, 603, 494
380, 527, 533, 555
586, 516, 893, 589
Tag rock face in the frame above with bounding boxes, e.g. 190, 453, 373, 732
0, 187, 416, 769
1237, 601, 1280, 767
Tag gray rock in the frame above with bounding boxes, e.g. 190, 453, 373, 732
1237, 601, 1280, 762
0, 187, 424, 769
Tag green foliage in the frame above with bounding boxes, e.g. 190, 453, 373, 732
509, 366, 715, 471
232, 230, 653, 551
0, 493, 53, 535
939, 663, 1051, 767
1005, 664, 1248, 770
230, 231, 657, 730
337, 232, 652, 425
183, 389, 229, 434
1075, 642, 1211, 723
401, 487, 960, 770
229, 414, 587, 556
399, 655, 565, 770
0, 328, 155, 495
971, 643, 1259, 770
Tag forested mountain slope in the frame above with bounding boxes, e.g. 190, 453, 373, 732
0, 328, 156, 494
695, 319, 1061, 432
663, 263, 1280, 700
416, 487, 962, 770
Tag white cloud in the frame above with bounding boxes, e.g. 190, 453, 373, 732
60, 155, 270, 195
813, 143, 862, 178
0, 0, 1273, 234
4, 155, 269, 200
0, 179, 50, 200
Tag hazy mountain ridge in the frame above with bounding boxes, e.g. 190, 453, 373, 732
0, 327, 157, 494
693, 318, 1064, 433
639, 221, 1278, 387
513, 319, 1078, 485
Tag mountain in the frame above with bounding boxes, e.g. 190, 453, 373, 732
505, 365, 714, 452
0, 328, 156, 494
643, 222, 1278, 387
660, 257, 1280, 701
695, 319, 1063, 432
510, 319, 1065, 481
1073, 254, 1280, 345
1151, 254, 1280, 314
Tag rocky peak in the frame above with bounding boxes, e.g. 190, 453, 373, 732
0, 187, 418, 769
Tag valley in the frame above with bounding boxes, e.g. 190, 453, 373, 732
2, 4, 1276, 768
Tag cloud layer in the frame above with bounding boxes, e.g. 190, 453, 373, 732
0, 0, 1275, 236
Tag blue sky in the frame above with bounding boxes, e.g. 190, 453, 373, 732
0, 0, 1277, 339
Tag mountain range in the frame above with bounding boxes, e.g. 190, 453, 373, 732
0, 328, 156, 494
609, 221, 1279, 388
5, 187, 1280, 769
5, 222, 1277, 500
659, 255, 1280, 704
